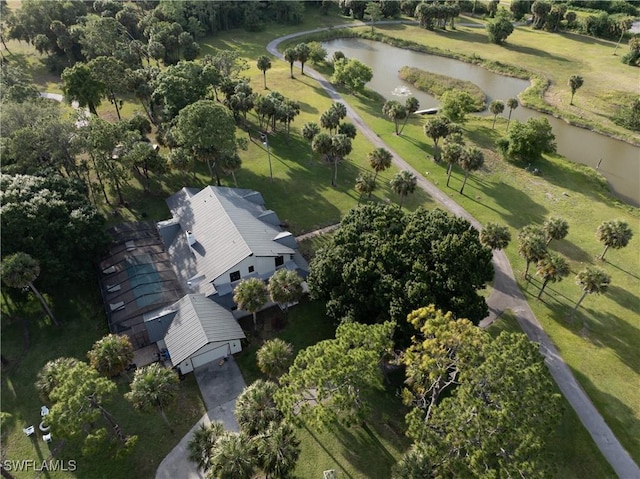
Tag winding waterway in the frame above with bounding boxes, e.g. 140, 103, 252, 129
323, 38, 640, 206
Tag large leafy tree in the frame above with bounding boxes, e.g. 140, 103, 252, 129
406, 332, 562, 478
125, 363, 180, 430
233, 277, 269, 330
256, 54, 272, 89
572, 266, 611, 318
308, 205, 494, 326
596, 219, 633, 260
0, 173, 108, 292
256, 339, 294, 381
1, 252, 59, 326
61, 63, 105, 116
235, 380, 283, 436
172, 100, 239, 184
458, 146, 484, 195
268, 269, 304, 319
87, 334, 134, 378
439, 90, 476, 123
276, 321, 395, 428
543, 216, 569, 245
497, 117, 556, 163
568, 74, 584, 105
390, 170, 417, 207
187, 422, 224, 473
46, 361, 136, 455
87, 56, 128, 120
255, 421, 301, 479
517, 225, 548, 279
486, 10, 515, 44
365, 1, 383, 31
331, 58, 373, 93
535, 252, 570, 299
479, 222, 511, 250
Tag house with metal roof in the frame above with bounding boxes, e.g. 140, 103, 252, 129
159, 186, 308, 311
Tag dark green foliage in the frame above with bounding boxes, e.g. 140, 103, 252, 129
0, 173, 108, 292
307, 204, 494, 327
486, 10, 514, 44
496, 117, 556, 163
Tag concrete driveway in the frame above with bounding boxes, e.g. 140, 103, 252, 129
155, 357, 246, 479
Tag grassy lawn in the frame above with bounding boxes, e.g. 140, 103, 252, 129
0, 286, 207, 479
234, 299, 411, 479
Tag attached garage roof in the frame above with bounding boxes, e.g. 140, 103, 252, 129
164, 294, 246, 366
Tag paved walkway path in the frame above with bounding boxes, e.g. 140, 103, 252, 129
269, 26, 640, 479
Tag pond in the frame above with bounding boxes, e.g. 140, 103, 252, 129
323, 38, 640, 206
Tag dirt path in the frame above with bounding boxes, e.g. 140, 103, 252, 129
268, 27, 640, 478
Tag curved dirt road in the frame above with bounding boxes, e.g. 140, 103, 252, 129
268, 27, 640, 479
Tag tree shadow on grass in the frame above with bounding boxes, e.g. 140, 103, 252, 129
604, 259, 640, 282
605, 284, 640, 314
476, 180, 549, 229
550, 238, 594, 264
333, 421, 397, 479
304, 425, 355, 479
502, 41, 571, 63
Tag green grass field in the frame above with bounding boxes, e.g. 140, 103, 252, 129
2, 5, 638, 478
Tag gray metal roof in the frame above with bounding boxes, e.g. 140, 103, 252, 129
164, 294, 246, 366
163, 186, 296, 296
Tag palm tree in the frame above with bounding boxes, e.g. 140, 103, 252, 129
441, 139, 464, 188
535, 252, 570, 299
255, 421, 301, 479
518, 226, 548, 279
458, 146, 484, 195
506, 97, 518, 130
283, 48, 297, 78
268, 269, 303, 319
330, 102, 347, 120
302, 122, 321, 160
234, 277, 269, 331
423, 116, 451, 161
568, 75, 584, 105
256, 55, 272, 89
390, 170, 417, 208
399, 96, 420, 135
35, 357, 79, 402
382, 100, 407, 135
209, 431, 256, 479
257, 339, 294, 381
572, 266, 611, 318
489, 100, 504, 129
542, 216, 569, 246
125, 363, 180, 430
187, 421, 224, 472
295, 42, 311, 75
355, 172, 376, 204
596, 219, 633, 260
329, 133, 352, 187
368, 147, 393, 188
479, 222, 511, 250
87, 334, 134, 377
1, 252, 59, 326
234, 380, 283, 436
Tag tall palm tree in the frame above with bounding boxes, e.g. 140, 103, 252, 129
535, 252, 570, 299
390, 170, 417, 208
542, 216, 569, 246
382, 100, 407, 135
517, 226, 548, 279
1, 252, 59, 326
596, 219, 633, 260
329, 133, 352, 187
367, 147, 393, 187
572, 266, 611, 318
257, 339, 294, 381
355, 172, 376, 204
479, 222, 511, 250
283, 48, 297, 78
256, 55, 272, 89
489, 99, 505, 129
268, 269, 303, 319
87, 334, 134, 377
125, 363, 180, 430
458, 146, 484, 195
209, 431, 256, 479
295, 42, 311, 75
423, 116, 451, 161
233, 277, 269, 331
398, 96, 420, 135
235, 380, 283, 436
441, 140, 464, 188
506, 97, 518, 131
255, 421, 301, 479
568, 75, 584, 105
187, 421, 224, 472
302, 122, 321, 161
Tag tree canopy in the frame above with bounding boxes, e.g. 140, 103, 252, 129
331, 58, 373, 93
497, 116, 557, 163
307, 204, 494, 328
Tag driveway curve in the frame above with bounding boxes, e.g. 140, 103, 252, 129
268, 26, 640, 478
